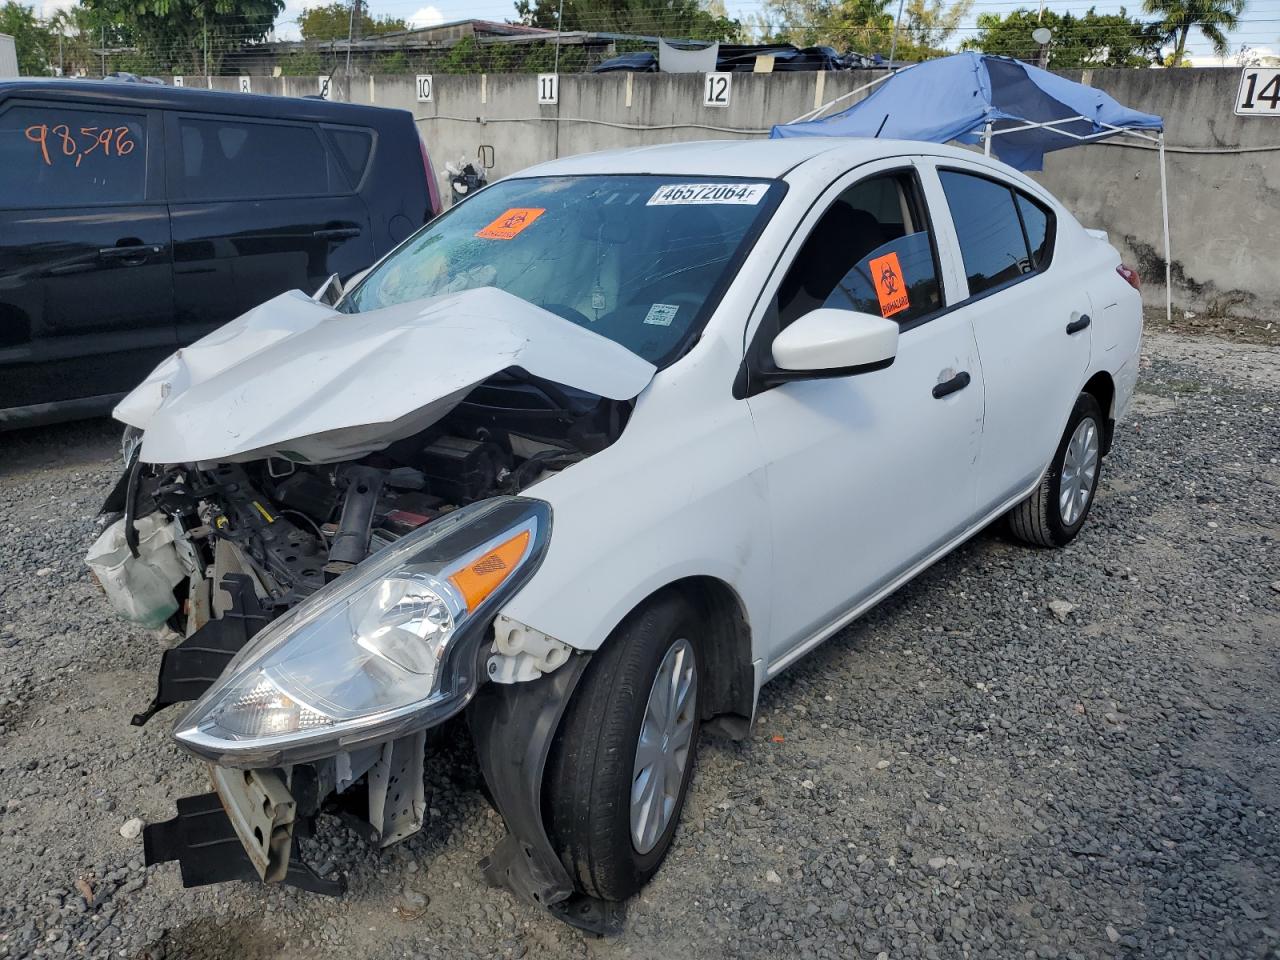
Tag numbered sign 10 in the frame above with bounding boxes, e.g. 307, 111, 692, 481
703, 72, 732, 108
416, 74, 434, 103
1236, 67, 1280, 116
537, 73, 559, 105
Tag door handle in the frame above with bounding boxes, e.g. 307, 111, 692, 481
312, 227, 362, 240
932, 371, 971, 399
97, 244, 160, 262
1066, 314, 1091, 334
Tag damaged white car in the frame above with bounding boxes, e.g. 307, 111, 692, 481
88, 138, 1142, 931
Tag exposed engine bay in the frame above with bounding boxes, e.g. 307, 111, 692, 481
101, 370, 626, 625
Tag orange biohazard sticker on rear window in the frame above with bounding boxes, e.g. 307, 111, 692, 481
868, 251, 910, 318
475, 207, 546, 240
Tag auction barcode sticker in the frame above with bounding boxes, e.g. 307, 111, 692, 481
647, 183, 768, 206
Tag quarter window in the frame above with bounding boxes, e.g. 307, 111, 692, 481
0, 105, 146, 208
772, 171, 943, 330
173, 117, 344, 200
1016, 192, 1053, 268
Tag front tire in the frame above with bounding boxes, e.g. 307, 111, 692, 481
544, 594, 702, 901
1007, 392, 1104, 548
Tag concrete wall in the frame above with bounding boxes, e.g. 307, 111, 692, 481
201, 68, 1278, 318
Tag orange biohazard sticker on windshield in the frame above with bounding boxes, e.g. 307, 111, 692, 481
869, 251, 910, 317
475, 207, 545, 240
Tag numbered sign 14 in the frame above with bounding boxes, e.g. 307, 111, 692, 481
537, 73, 558, 105
1236, 67, 1280, 115
704, 72, 732, 108
416, 74, 434, 103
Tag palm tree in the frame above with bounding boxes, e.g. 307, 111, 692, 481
1143, 0, 1246, 64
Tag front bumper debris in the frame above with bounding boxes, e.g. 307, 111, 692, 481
142, 792, 342, 895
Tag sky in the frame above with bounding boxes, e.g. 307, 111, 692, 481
35, 0, 1280, 63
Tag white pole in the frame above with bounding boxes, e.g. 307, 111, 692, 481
553, 0, 564, 75
983, 120, 992, 156
1158, 130, 1172, 324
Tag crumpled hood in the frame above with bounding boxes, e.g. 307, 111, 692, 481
116, 286, 656, 465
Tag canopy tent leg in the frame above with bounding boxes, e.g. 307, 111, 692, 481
1158, 131, 1172, 325
983, 121, 993, 156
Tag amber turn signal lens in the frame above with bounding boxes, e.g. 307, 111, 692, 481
448, 530, 531, 611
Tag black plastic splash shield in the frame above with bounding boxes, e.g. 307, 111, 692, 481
468, 652, 625, 936
142, 791, 343, 895
131, 574, 270, 726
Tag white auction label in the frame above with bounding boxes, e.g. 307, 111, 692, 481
647, 182, 768, 206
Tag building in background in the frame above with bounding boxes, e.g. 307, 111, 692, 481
0, 34, 18, 78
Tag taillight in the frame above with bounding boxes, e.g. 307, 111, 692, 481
1116, 263, 1141, 291
419, 135, 441, 220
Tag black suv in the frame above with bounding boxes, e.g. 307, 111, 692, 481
0, 80, 440, 427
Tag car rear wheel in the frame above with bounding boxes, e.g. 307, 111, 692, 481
1007, 392, 1104, 548
544, 594, 702, 901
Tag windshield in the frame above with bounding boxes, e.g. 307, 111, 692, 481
341, 175, 783, 367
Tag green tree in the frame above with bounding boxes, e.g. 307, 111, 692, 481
0, 1, 54, 74
298, 2, 406, 42
1142, 0, 1244, 63
514, 0, 740, 41
900, 0, 973, 54
84, 0, 284, 74
963, 7, 1164, 67
761, 0, 912, 53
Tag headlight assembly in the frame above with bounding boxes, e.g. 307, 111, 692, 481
172, 496, 550, 767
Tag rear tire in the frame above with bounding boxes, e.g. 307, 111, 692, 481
544, 594, 702, 901
1007, 392, 1104, 548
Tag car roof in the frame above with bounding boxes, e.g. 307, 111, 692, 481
514, 137, 985, 181
0, 78, 410, 126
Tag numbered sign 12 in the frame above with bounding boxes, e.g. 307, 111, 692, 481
317, 76, 333, 101
239, 76, 251, 94
416, 74, 434, 103
1236, 67, 1280, 116
537, 73, 559, 105
703, 72, 732, 108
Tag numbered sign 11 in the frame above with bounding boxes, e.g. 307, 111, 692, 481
537, 73, 559, 105
416, 74, 434, 102
239, 76, 251, 94
317, 76, 333, 101
703, 72, 732, 108
1236, 67, 1280, 116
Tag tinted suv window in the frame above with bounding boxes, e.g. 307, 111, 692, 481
939, 170, 1033, 297
774, 171, 942, 329
174, 116, 343, 200
325, 127, 374, 187
0, 105, 146, 208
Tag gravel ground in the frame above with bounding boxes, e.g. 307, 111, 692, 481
1, 331, 1277, 960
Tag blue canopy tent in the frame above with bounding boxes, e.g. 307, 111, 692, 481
771, 52, 1171, 320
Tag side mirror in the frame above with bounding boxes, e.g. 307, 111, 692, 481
313, 273, 343, 306
772, 308, 898, 374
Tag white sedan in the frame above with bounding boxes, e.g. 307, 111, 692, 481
90, 137, 1142, 929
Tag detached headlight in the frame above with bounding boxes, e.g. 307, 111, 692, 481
173, 496, 550, 767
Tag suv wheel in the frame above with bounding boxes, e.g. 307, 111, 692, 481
544, 594, 702, 901
1007, 392, 1104, 548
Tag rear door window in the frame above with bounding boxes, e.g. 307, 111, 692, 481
0, 104, 147, 208
939, 170, 1032, 297
1016, 192, 1053, 269
172, 116, 346, 201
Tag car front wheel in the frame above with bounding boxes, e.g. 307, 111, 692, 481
1007, 392, 1104, 548
544, 594, 702, 901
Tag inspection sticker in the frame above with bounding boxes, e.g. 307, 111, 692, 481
647, 183, 768, 206
644, 303, 680, 326
476, 207, 546, 240
869, 251, 910, 317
